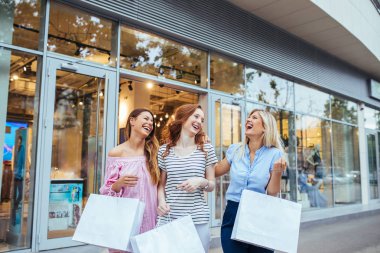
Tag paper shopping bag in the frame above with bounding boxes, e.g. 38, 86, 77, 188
131, 215, 205, 253
231, 190, 301, 253
72, 194, 145, 251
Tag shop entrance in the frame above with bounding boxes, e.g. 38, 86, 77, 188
36, 57, 116, 250
209, 94, 244, 226
366, 130, 380, 201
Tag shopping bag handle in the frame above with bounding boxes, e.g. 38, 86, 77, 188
157, 188, 194, 226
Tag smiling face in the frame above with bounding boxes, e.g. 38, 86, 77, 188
245, 111, 265, 138
182, 108, 204, 137
130, 111, 154, 138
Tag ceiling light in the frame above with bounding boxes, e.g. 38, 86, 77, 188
147, 82, 153, 89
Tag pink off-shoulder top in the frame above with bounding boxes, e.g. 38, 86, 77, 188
99, 156, 158, 234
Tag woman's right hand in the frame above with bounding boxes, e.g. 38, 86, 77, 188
115, 175, 139, 188
157, 201, 170, 216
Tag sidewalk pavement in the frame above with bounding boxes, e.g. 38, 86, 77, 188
42, 209, 380, 253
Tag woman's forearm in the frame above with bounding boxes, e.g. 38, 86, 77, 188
267, 171, 282, 196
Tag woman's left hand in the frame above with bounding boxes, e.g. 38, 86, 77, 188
177, 177, 204, 193
272, 157, 287, 173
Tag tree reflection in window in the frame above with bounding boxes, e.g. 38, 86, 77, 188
120, 26, 207, 87
329, 96, 357, 124
0, 0, 41, 50
210, 54, 245, 96
246, 68, 294, 110
48, 1, 117, 66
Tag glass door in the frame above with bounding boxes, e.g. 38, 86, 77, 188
37, 58, 116, 250
367, 130, 379, 200
209, 94, 243, 226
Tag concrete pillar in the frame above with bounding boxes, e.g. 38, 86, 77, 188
358, 105, 369, 204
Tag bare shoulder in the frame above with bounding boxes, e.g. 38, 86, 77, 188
108, 144, 125, 157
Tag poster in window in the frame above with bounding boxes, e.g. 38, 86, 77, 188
9, 128, 28, 234
48, 180, 83, 232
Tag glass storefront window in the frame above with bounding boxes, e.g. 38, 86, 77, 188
0, 49, 40, 251
296, 115, 332, 209
331, 123, 361, 205
118, 77, 199, 143
120, 26, 208, 87
48, 1, 117, 66
368, 133, 379, 199
295, 84, 330, 118
364, 107, 380, 130
246, 68, 294, 110
210, 53, 244, 96
0, 0, 42, 50
48, 70, 104, 238
330, 96, 357, 124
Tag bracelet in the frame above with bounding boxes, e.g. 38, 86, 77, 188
202, 180, 209, 190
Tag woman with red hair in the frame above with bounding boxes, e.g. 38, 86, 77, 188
157, 104, 217, 252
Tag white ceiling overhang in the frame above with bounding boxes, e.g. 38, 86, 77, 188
228, 0, 380, 80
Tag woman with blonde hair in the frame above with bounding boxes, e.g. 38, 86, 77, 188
157, 104, 218, 252
215, 109, 287, 253
99, 108, 160, 253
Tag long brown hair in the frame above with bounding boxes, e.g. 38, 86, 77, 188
125, 108, 160, 184
161, 104, 206, 158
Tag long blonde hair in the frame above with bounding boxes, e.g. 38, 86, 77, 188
125, 108, 160, 184
234, 109, 284, 160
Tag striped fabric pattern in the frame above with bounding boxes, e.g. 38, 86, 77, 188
158, 143, 218, 224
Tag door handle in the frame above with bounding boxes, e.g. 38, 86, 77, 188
61, 63, 78, 72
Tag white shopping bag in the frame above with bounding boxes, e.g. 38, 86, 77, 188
231, 190, 301, 253
131, 215, 205, 253
72, 194, 145, 251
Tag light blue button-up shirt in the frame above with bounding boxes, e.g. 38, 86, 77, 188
225, 143, 283, 202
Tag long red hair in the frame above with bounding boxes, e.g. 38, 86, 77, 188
161, 104, 206, 157
125, 108, 160, 184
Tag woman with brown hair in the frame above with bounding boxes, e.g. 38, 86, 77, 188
157, 104, 218, 252
99, 108, 160, 253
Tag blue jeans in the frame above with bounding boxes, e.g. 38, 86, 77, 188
221, 200, 274, 253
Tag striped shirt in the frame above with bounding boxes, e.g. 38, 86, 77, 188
158, 143, 218, 224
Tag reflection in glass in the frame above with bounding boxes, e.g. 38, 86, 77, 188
214, 101, 241, 221
296, 115, 332, 209
364, 107, 380, 130
0, 0, 42, 50
48, 1, 117, 66
210, 54, 244, 96
367, 134, 379, 199
0, 49, 39, 251
246, 68, 294, 110
330, 96, 357, 124
118, 78, 199, 144
120, 26, 208, 87
332, 123, 361, 204
295, 84, 330, 118
48, 71, 104, 239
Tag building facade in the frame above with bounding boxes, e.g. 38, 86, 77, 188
0, 0, 379, 252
